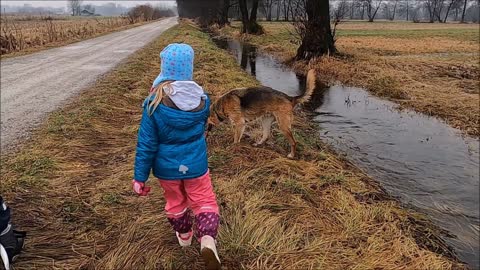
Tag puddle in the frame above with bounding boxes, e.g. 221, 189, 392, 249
213, 37, 480, 268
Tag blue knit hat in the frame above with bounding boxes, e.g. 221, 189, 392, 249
152, 43, 194, 88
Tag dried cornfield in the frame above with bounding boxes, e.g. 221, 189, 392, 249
0, 15, 138, 55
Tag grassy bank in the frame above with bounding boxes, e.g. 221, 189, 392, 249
217, 21, 479, 136
0, 22, 464, 269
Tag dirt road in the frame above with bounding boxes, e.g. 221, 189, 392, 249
0, 17, 177, 152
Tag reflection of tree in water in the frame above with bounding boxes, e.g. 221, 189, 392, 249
240, 43, 257, 76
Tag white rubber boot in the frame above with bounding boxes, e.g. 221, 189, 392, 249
200, 235, 221, 270
176, 231, 193, 247
0, 243, 10, 270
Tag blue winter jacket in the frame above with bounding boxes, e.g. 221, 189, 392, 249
134, 95, 210, 182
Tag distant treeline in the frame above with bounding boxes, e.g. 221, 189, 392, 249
247, 0, 480, 23
125, 4, 176, 23
176, 0, 479, 23
1, 2, 176, 17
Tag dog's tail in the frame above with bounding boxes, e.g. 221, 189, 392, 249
293, 69, 316, 105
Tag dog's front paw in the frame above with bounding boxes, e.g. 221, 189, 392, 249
287, 153, 295, 159
253, 142, 262, 147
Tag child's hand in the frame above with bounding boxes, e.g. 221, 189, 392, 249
132, 180, 151, 196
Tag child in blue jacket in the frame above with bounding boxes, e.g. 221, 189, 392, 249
132, 43, 220, 269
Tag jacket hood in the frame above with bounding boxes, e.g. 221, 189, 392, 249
165, 81, 205, 112
157, 96, 210, 129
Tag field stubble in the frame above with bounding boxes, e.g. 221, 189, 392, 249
0, 15, 154, 56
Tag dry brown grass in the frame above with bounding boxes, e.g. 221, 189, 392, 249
0, 15, 155, 57
218, 21, 480, 136
0, 22, 465, 269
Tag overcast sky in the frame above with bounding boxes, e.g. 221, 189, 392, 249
1, 0, 176, 8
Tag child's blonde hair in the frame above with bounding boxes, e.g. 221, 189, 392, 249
147, 81, 173, 116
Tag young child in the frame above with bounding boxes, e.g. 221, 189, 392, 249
132, 43, 221, 269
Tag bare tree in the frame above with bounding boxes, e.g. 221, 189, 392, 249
283, 0, 292, 20
406, 0, 409, 20
276, 0, 282, 20
239, 0, 263, 34
425, 0, 448, 22
295, 0, 336, 59
384, 0, 399, 20
411, 4, 421, 22
450, 0, 463, 20
219, 0, 233, 26
331, 0, 349, 40
395, 0, 409, 20
460, 0, 469, 22
67, 0, 83, 16
261, 0, 276, 20
425, 0, 438, 22
363, 0, 383, 21
443, 0, 460, 21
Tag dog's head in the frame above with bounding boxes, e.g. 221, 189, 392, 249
207, 102, 226, 132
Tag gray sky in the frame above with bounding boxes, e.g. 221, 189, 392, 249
1, 1, 176, 8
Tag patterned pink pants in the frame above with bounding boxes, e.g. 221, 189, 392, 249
159, 171, 219, 239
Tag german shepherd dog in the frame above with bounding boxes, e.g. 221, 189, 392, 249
209, 69, 316, 159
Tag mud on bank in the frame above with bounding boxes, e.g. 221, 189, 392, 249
0, 22, 465, 269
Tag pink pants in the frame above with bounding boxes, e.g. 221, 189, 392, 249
159, 171, 220, 239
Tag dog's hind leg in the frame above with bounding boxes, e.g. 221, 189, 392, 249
275, 113, 296, 159
253, 116, 274, 147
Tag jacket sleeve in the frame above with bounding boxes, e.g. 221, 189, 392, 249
134, 107, 159, 182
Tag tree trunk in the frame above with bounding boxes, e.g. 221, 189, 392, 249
296, 0, 336, 59
350, 2, 354, 19
392, 0, 398, 20
461, 0, 468, 22
368, 1, 382, 22
276, 0, 281, 20
267, 1, 273, 21
250, 0, 259, 22
444, 1, 454, 22
435, 1, 444, 22
239, 0, 262, 34
239, 0, 249, 33
219, 0, 231, 26
406, 0, 409, 20
361, 4, 365, 20
283, 0, 292, 21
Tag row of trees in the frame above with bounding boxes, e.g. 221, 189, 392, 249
125, 4, 176, 24
220, 0, 478, 23
67, 0, 83, 16
67, 0, 176, 20
208, 0, 477, 62
331, 0, 479, 23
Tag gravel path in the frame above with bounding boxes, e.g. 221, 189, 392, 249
1, 17, 177, 152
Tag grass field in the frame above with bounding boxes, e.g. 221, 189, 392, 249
0, 21, 464, 269
0, 15, 153, 57
218, 21, 479, 136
